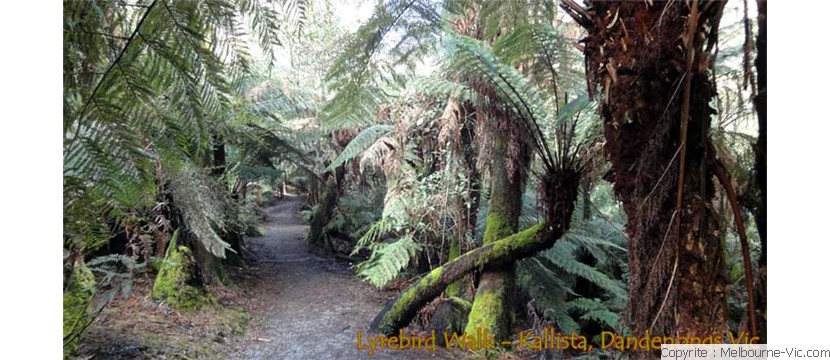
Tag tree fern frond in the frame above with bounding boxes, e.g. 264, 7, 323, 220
445, 32, 557, 171
169, 164, 235, 258
322, 0, 441, 130
408, 76, 477, 103
540, 247, 627, 300
327, 124, 394, 172
357, 234, 421, 288
360, 136, 396, 173
63, 0, 290, 255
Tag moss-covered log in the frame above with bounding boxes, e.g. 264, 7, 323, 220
465, 123, 526, 340
444, 237, 462, 298
371, 222, 564, 336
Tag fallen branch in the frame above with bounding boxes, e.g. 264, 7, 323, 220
370, 222, 565, 335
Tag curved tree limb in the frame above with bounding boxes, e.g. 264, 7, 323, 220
370, 222, 565, 336
713, 159, 756, 339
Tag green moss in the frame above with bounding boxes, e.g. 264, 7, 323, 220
482, 213, 513, 245
216, 307, 250, 335
464, 285, 508, 340
477, 223, 544, 268
449, 296, 471, 307
465, 224, 546, 344
152, 243, 215, 310
373, 222, 549, 337
63, 261, 97, 355
447, 297, 473, 332
376, 267, 444, 335
432, 297, 472, 344
446, 239, 462, 297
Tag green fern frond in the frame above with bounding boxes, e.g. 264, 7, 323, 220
544, 307, 581, 334
407, 76, 477, 103
322, 0, 441, 130
445, 32, 556, 170
357, 234, 421, 288
327, 124, 394, 172
63, 0, 286, 254
581, 309, 620, 328
540, 248, 627, 300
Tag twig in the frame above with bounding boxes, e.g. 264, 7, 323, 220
560, 0, 594, 30
650, 256, 678, 331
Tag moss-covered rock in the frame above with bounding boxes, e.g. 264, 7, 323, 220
430, 297, 472, 346
152, 238, 215, 310
63, 260, 96, 356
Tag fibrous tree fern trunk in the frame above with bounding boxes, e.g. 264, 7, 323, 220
446, 1, 531, 343
440, 98, 482, 299
308, 164, 345, 252
210, 135, 245, 267
564, 0, 730, 343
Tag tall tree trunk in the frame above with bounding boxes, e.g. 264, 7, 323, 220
565, 0, 729, 342
307, 165, 345, 252
464, 135, 525, 342
752, 0, 767, 343
211, 135, 245, 266
211, 136, 226, 178
447, 2, 533, 342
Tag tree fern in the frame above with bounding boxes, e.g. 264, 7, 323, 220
64, 0, 290, 256
517, 186, 629, 335
445, 32, 557, 171
538, 250, 626, 300
567, 298, 620, 328
322, 0, 441, 130
407, 76, 477, 103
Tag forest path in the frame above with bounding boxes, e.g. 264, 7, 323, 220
226, 196, 445, 359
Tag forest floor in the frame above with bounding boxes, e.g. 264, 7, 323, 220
75, 196, 468, 359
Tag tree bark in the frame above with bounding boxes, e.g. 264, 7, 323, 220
307, 165, 345, 252
752, 0, 767, 343
211, 136, 226, 178
464, 136, 524, 342
567, 0, 730, 341
445, 100, 483, 299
